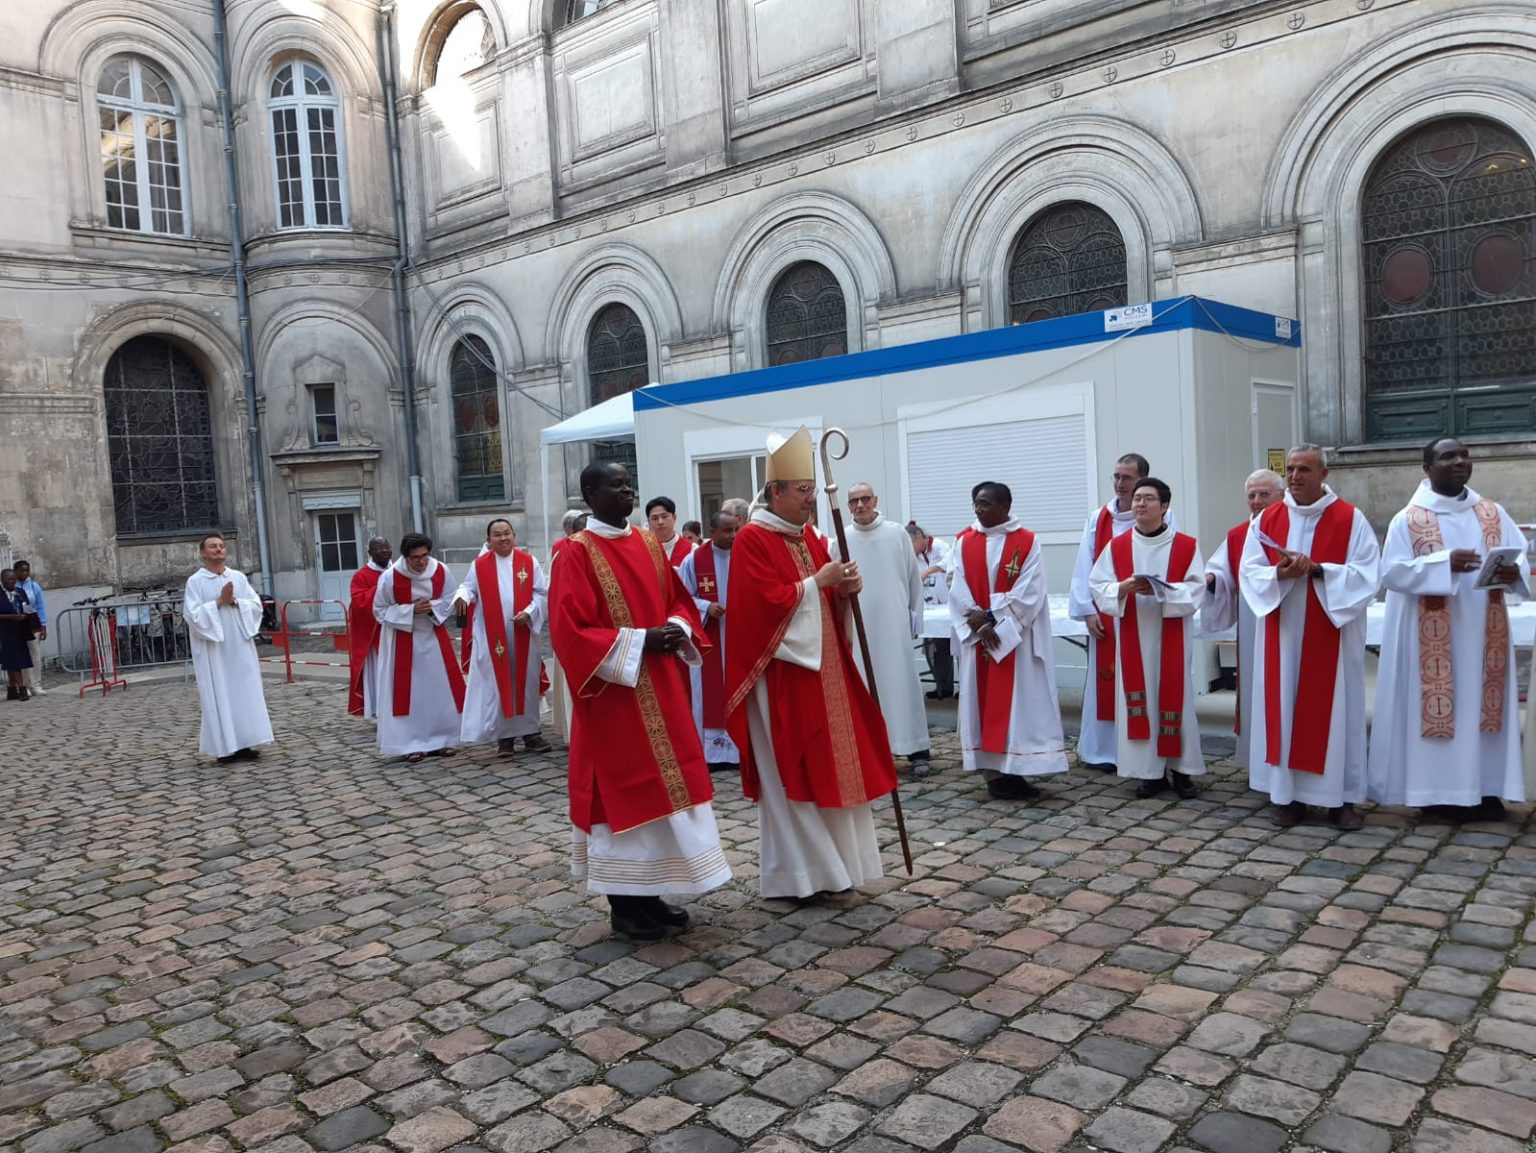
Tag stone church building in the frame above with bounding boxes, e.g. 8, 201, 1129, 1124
0, 0, 1532, 615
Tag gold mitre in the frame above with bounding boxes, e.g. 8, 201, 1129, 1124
765, 426, 815, 482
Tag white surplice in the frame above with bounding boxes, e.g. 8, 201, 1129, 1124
1069, 501, 1179, 765
1089, 528, 1206, 780
183, 567, 274, 759
567, 519, 731, 897
373, 557, 462, 757
831, 513, 930, 756
1240, 488, 1380, 807
917, 536, 952, 607
456, 549, 548, 744
1368, 482, 1530, 807
678, 546, 740, 763
1201, 522, 1257, 769
745, 509, 882, 899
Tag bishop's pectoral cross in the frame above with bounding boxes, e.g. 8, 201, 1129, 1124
698, 575, 716, 595
1003, 551, 1023, 582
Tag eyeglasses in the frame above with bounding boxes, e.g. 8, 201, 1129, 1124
848, 495, 874, 506
781, 483, 816, 496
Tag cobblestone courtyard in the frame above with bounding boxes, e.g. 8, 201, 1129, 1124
4, 682, 1536, 1153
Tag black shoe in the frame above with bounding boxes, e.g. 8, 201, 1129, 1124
235, 747, 261, 761
1476, 797, 1507, 822
217, 752, 240, 764
709, 761, 739, 774
5, 687, 15, 701
1170, 772, 1197, 799
908, 755, 932, 779
645, 897, 690, 928
1080, 761, 1117, 772
986, 776, 1041, 801
1275, 801, 1307, 827
925, 690, 942, 700
522, 734, 550, 752
1135, 777, 1168, 799
608, 896, 665, 941
497, 737, 518, 756
1333, 804, 1364, 831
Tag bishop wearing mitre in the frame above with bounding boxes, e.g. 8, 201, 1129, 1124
457, 518, 551, 756
725, 428, 898, 900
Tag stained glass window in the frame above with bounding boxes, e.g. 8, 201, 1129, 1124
1007, 202, 1127, 325
1361, 118, 1536, 439
451, 336, 505, 502
587, 303, 648, 483
97, 56, 185, 235
269, 61, 346, 229
104, 336, 219, 536
765, 262, 848, 366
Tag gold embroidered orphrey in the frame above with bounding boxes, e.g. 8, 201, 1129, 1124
573, 530, 693, 813
1404, 500, 1509, 738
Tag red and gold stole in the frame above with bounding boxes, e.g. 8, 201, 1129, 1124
1093, 506, 1118, 721
1405, 500, 1509, 736
391, 563, 467, 717
1109, 531, 1198, 758
1258, 500, 1354, 774
693, 543, 727, 730
462, 550, 536, 718
961, 527, 1037, 753
1226, 521, 1251, 736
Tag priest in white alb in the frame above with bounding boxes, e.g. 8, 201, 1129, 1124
373, 532, 465, 762
183, 532, 274, 763
832, 483, 932, 776
1240, 445, 1380, 829
1200, 469, 1284, 768
457, 518, 550, 756
1368, 437, 1529, 821
1069, 452, 1178, 770
678, 510, 741, 771
1090, 477, 1206, 798
949, 481, 1068, 799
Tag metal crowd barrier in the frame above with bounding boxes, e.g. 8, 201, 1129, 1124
54, 594, 191, 696
261, 599, 349, 683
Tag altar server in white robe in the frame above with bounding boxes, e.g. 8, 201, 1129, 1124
183, 532, 274, 762
678, 510, 741, 770
1201, 470, 1285, 768
457, 519, 550, 756
1241, 445, 1380, 829
1069, 452, 1178, 770
950, 481, 1069, 799
374, 533, 465, 761
1090, 477, 1206, 798
832, 483, 932, 776
1368, 438, 1529, 820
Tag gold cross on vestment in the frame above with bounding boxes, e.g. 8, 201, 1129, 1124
1004, 552, 1023, 581
516, 566, 529, 585
699, 576, 716, 594
494, 640, 506, 658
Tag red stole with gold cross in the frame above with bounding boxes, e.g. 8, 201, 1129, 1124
1109, 531, 1197, 758
961, 527, 1036, 753
693, 542, 727, 730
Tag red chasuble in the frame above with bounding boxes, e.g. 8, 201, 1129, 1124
665, 535, 695, 569
1093, 506, 1119, 721
1225, 521, 1251, 735
1109, 531, 1197, 758
347, 564, 384, 716
961, 527, 1036, 753
459, 549, 536, 718
723, 522, 898, 810
548, 528, 713, 834
693, 542, 727, 730
391, 564, 466, 717
1257, 499, 1355, 775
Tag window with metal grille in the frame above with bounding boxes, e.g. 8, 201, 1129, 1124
104, 336, 219, 536
269, 61, 347, 230
1007, 202, 1127, 325
765, 262, 848, 366
587, 303, 649, 485
1361, 118, 1536, 440
96, 56, 186, 236
451, 336, 505, 502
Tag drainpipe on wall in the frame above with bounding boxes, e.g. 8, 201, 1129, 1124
212, 0, 275, 597
378, 4, 425, 533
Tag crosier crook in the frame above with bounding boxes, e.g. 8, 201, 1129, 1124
819, 427, 915, 876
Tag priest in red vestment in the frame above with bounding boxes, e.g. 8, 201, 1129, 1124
725, 427, 898, 901
347, 537, 391, 718
548, 462, 731, 940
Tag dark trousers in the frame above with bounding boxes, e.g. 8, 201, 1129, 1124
923, 637, 953, 697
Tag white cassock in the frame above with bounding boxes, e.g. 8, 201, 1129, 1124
745, 509, 882, 899
948, 519, 1068, 777
373, 557, 463, 757
918, 537, 952, 607
1201, 522, 1258, 769
1089, 529, 1206, 780
457, 548, 547, 744
1368, 482, 1530, 807
1527, 639, 1536, 798
678, 547, 740, 763
1241, 488, 1380, 807
1069, 502, 1179, 765
831, 513, 930, 756
183, 567, 275, 759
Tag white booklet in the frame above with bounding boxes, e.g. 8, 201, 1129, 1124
1132, 573, 1178, 602
980, 614, 1023, 661
1475, 546, 1525, 590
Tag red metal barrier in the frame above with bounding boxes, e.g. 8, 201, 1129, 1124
260, 599, 349, 683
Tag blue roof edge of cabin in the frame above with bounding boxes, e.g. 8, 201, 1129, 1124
632, 295, 1301, 413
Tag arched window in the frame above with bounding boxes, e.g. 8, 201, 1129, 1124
1007, 202, 1128, 324
560, 0, 625, 27
765, 262, 848, 366
96, 56, 186, 236
450, 336, 504, 502
104, 336, 218, 536
587, 303, 649, 479
1361, 118, 1536, 440
268, 60, 347, 230
429, 7, 495, 86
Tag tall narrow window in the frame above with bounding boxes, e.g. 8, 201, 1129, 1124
309, 384, 338, 445
587, 303, 649, 482
104, 336, 219, 535
1007, 202, 1127, 324
451, 336, 504, 502
269, 61, 347, 230
1362, 118, 1536, 440
765, 262, 848, 366
562, 0, 625, 26
97, 56, 186, 235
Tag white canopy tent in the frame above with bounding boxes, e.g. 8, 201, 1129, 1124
537, 386, 649, 547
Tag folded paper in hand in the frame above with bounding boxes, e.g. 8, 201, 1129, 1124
1134, 573, 1177, 602
1475, 546, 1525, 590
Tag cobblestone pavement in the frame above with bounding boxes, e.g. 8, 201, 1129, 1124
4, 681, 1536, 1153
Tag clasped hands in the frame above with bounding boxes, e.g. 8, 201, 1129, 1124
217, 582, 237, 607
1118, 577, 1155, 598
964, 606, 1003, 653
814, 560, 862, 597
1274, 550, 1323, 581
643, 623, 687, 654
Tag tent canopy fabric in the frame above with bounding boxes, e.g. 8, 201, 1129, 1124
539, 387, 648, 447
